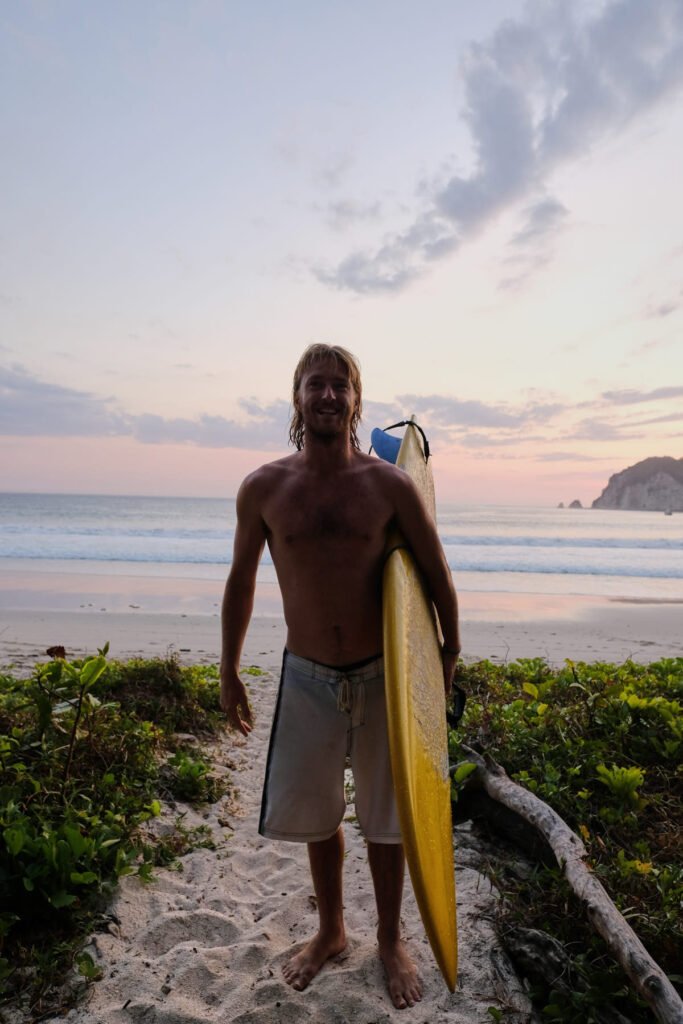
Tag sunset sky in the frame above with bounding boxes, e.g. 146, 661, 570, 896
2, 0, 682, 505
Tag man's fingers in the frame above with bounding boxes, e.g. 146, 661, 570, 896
220, 675, 253, 736
229, 702, 253, 736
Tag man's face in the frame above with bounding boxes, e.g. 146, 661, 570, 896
296, 357, 358, 441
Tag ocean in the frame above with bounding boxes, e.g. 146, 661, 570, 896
1, 493, 682, 603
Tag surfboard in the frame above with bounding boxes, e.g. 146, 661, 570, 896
377, 419, 458, 991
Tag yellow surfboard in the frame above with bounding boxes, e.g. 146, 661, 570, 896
381, 419, 458, 991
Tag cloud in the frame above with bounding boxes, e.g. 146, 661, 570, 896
358, 399, 402, 428
535, 451, 605, 462
0, 364, 290, 451
396, 393, 565, 430
645, 301, 680, 318
509, 197, 569, 248
131, 404, 289, 450
397, 393, 522, 429
0, 364, 127, 437
630, 411, 683, 426
2, 364, 674, 456
317, 152, 354, 189
601, 385, 683, 404
499, 195, 570, 288
319, 0, 683, 293
361, 392, 572, 455
2, 364, 563, 451
568, 418, 640, 441
323, 199, 383, 231
628, 336, 675, 357
316, 214, 458, 293
459, 433, 542, 448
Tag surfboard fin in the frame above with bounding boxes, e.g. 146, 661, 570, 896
371, 427, 402, 464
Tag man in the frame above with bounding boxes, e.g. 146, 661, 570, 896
220, 344, 460, 1010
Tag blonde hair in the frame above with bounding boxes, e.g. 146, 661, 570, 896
289, 344, 362, 450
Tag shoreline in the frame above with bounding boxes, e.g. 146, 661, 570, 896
1, 565, 681, 672
1, 599, 680, 675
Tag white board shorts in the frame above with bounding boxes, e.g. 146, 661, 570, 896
259, 650, 402, 844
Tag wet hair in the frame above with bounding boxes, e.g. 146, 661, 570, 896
289, 344, 362, 451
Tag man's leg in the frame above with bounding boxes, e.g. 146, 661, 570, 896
367, 841, 423, 1009
282, 827, 347, 990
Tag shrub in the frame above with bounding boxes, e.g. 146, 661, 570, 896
0, 650, 230, 1015
449, 657, 683, 1022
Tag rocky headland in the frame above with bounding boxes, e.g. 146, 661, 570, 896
592, 456, 683, 511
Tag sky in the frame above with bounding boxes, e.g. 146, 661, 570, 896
1, 0, 682, 505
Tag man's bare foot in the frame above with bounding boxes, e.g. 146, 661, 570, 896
282, 929, 346, 991
378, 936, 423, 1009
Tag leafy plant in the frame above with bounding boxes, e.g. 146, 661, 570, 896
163, 750, 228, 803
595, 763, 645, 807
448, 656, 683, 1023
0, 650, 233, 1017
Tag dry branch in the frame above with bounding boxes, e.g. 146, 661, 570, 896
458, 746, 683, 1024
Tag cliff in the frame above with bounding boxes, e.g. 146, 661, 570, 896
592, 457, 683, 511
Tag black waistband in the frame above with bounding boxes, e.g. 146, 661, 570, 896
285, 648, 383, 674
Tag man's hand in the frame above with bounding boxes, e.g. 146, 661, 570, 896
220, 668, 254, 737
441, 647, 460, 698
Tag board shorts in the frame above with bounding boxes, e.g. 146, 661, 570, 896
259, 650, 402, 844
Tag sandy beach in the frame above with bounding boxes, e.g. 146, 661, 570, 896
1, 573, 681, 1023
1, 567, 680, 673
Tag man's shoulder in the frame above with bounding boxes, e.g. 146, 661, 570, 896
357, 451, 409, 485
353, 452, 418, 505
249, 453, 300, 480
238, 454, 299, 498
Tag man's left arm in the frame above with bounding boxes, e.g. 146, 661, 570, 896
390, 470, 461, 695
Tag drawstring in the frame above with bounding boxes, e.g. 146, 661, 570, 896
337, 676, 352, 713
336, 675, 366, 726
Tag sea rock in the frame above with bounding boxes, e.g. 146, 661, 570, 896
592, 457, 683, 511
568, 499, 583, 509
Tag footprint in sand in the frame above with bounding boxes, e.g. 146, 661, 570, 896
137, 910, 240, 956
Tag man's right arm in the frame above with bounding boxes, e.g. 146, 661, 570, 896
220, 474, 267, 736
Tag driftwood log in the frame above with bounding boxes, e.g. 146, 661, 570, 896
456, 746, 683, 1024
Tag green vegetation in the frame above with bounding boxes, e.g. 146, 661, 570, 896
0, 650, 230, 1017
4, 649, 680, 1021
449, 657, 683, 1023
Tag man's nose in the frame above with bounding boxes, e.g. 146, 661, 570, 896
322, 383, 336, 399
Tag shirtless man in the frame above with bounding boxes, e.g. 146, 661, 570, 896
220, 344, 460, 1010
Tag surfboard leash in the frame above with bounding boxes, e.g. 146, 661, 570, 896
369, 419, 431, 461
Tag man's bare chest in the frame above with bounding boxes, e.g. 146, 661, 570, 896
264, 483, 390, 550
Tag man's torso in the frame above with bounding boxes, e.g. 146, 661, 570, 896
257, 453, 395, 665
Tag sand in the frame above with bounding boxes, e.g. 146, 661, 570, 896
1, 595, 680, 676
1, 583, 681, 1023
30, 650, 532, 1024
24, 637, 533, 1024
